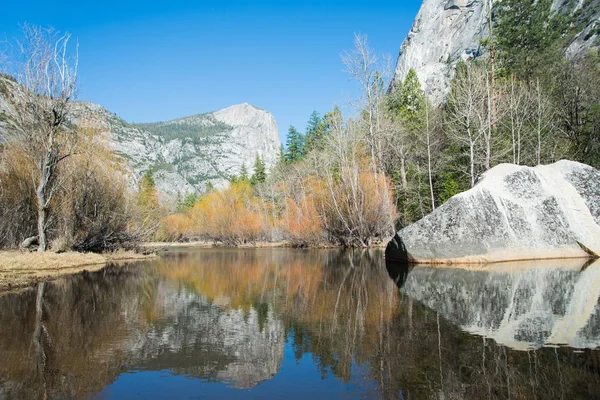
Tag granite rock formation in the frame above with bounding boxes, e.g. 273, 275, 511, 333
391, 0, 600, 105
70, 102, 280, 199
387, 160, 600, 264
396, 259, 600, 350
0, 76, 281, 200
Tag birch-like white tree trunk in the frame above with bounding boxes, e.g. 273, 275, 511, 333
4, 25, 78, 251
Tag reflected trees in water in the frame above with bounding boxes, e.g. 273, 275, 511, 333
0, 250, 600, 399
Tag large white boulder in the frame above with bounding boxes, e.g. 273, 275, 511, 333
389, 258, 600, 350
387, 160, 600, 264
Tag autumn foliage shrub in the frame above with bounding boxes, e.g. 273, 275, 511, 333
155, 213, 194, 242
0, 144, 38, 247
279, 179, 324, 246
0, 127, 142, 251
155, 166, 396, 248
189, 181, 265, 245
57, 154, 134, 252
315, 171, 397, 246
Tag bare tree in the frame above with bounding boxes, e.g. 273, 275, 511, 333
533, 78, 555, 165
341, 33, 390, 171
503, 75, 530, 164
447, 62, 488, 187
315, 111, 396, 246
424, 101, 439, 210
3, 25, 78, 251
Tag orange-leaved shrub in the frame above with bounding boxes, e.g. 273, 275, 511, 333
189, 181, 265, 245
155, 213, 194, 242
0, 125, 145, 251
0, 143, 38, 247
279, 178, 324, 246
315, 170, 397, 246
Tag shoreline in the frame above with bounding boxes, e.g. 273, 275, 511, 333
0, 242, 389, 293
0, 251, 155, 294
143, 240, 389, 250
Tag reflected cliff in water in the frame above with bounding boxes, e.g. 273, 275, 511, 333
0, 249, 599, 399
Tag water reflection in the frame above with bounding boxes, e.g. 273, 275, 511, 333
0, 249, 599, 399
394, 259, 600, 350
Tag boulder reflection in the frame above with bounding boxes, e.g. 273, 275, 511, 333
0, 250, 599, 399
400, 259, 600, 350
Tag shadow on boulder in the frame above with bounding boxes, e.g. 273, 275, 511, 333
385, 233, 410, 263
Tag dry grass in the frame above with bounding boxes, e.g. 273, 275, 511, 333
0, 251, 154, 292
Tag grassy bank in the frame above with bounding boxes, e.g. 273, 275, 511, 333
0, 251, 154, 292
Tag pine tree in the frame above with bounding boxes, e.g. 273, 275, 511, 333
175, 191, 182, 210
278, 146, 286, 165
239, 163, 249, 182
389, 69, 427, 129
285, 125, 305, 163
304, 111, 328, 153
177, 192, 198, 212
138, 169, 159, 209
494, 0, 569, 80
250, 154, 267, 185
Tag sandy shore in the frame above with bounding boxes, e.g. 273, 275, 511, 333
0, 251, 155, 293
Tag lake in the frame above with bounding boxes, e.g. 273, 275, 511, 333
1, 248, 599, 399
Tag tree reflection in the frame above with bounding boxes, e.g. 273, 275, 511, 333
0, 262, 161, 399
158, 249, 600, 398
0, 250, 600, 399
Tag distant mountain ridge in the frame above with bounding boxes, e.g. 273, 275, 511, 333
71, 101, 281, 199
0, 75, 281, 200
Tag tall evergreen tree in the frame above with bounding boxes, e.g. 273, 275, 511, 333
285, 125, 305, 163
324, 106, 342, 131
177, 192, 198, 212
250, 155, 267, 185
138, 169, 159, 209
304, 111, 328, 153
494, 0, 569, 80
389, 69, 427, 129
239, 163, 249, 182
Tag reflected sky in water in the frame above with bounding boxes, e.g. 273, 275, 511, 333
0, 249, 599, 399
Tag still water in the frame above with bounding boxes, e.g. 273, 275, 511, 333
1, 249, 600, 399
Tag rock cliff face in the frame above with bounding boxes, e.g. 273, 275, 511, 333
391, 0, 491, 105
0, 76, 281, 200
391, 0, 600, 105
387, 160, 600, 264
71, 102, 280, 199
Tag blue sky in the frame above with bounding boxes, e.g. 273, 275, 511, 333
1, 0, 421, 144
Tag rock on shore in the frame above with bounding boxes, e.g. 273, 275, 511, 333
387, 160, 600, 264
